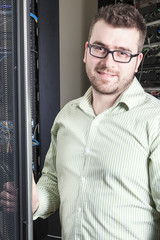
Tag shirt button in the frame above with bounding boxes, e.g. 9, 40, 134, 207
85, 148, 90, 155
81, 177, 85, 183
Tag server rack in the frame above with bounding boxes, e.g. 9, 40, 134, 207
98, 0, 134, 8
137, 1, 160, 99
0, 0, 60, 239
0, 0, 33, 240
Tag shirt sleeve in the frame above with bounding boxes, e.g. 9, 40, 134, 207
149, 118, 160, 213
33, 121, 60, 220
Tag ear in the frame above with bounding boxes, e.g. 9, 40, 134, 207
83, 41, 88, 63
135, 53, 143, 73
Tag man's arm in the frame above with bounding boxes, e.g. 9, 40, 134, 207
32, 119, 60, 219
149, 121, 160, 212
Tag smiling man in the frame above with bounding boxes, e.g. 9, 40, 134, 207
83, 10, 144, 114
33, 4, 160, 240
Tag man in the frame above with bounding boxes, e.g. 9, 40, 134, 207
33, 3, 160, 239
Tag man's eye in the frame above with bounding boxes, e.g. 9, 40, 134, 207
93, 45, 104, 51
119, 51, 130, 57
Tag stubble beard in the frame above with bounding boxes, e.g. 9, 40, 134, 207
86, 66, 135, 96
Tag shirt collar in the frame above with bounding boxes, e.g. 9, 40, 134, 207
79, 86, 94, 116
116, 77, 145, 110
79, 77, 145, 114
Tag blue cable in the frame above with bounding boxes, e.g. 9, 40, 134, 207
32, 138, 40, 146
30, 13, 38, 23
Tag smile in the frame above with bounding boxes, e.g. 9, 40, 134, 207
98, 71, 116, 78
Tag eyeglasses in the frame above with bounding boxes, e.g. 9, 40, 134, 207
88, 43, 140, 63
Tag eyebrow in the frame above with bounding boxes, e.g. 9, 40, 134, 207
91, 41, 132, 53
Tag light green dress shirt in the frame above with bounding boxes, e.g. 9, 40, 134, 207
34, 77, 160, 240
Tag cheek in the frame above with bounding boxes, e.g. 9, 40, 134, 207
84, 54, 98, 68
123, 61, 138, 75
116, 65, 133, 78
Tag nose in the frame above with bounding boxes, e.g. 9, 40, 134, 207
101, 52, 115, 67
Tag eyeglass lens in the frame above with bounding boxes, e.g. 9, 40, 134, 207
90, 45, 132, 63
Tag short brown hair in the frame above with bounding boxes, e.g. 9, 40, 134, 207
88, 3, 147, 52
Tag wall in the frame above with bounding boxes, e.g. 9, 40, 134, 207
59, 0, 98, 108
46, 2, 98, 237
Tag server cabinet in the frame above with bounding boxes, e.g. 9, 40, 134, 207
137, 2, 160, 99
98, 0, 134, 8
0, 0, 33, 239
0, 0, 61, 239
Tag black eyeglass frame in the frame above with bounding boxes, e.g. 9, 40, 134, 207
88, 43, 140, 63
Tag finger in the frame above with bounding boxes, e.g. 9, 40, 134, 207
0, 191, 17, 201
0, 203, 16, 213
0, 197, 17, 213
0, 199, 16, 207
3, 182, 17, 194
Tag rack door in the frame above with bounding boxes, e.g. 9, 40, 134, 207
0, 0, 33, 239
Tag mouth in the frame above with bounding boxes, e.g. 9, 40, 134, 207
97, 71, 117, 79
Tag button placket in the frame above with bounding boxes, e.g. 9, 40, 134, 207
75, 117, 101, 240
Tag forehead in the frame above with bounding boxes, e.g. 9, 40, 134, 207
90, 20, 140, 52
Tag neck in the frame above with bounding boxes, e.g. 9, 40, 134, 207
92, 89, 120, 115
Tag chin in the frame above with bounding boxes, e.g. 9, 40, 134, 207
93, 86, 119, 95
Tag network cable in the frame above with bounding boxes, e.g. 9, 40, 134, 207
138, 48, 150, 83
30, 13, 38, 23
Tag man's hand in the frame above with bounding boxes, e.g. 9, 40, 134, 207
0, 174, 39, 214
0, 182, 17, 213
